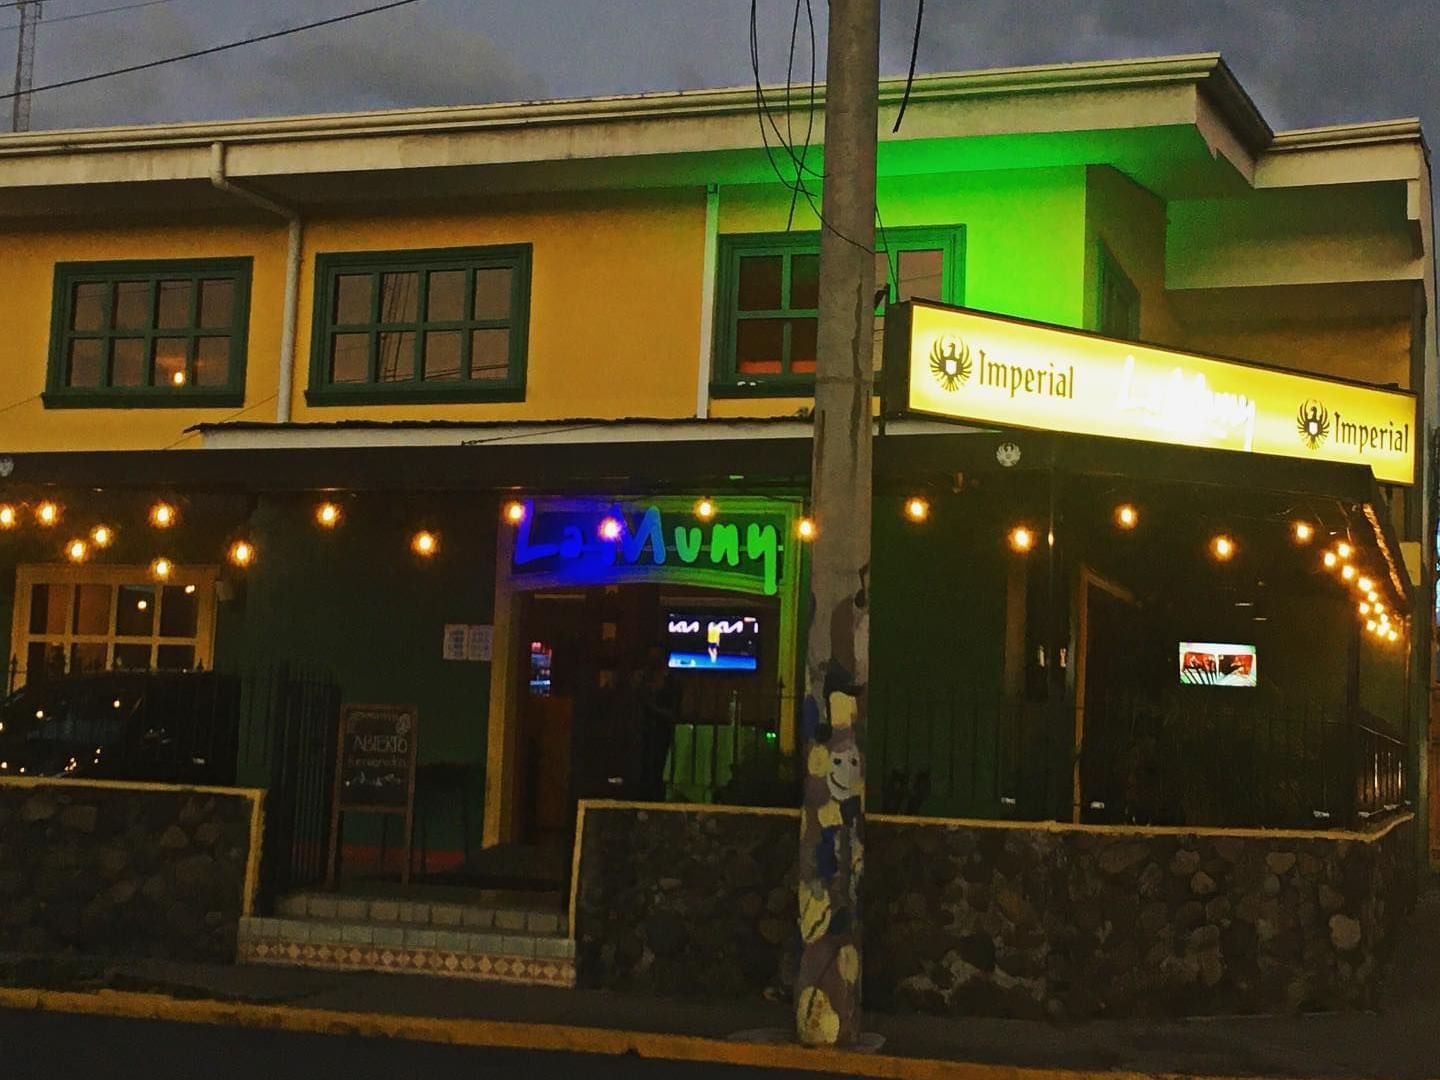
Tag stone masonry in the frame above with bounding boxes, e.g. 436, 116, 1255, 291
576, 805, 1415, 1018
0, 781, 257, 962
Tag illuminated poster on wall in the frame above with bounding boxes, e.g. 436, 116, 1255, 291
1178, 642, 1258, 687
888, 301, 1417, 485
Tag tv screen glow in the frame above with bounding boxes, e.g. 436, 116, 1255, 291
1179, 642, 1257, 687
667, 614, 760, 672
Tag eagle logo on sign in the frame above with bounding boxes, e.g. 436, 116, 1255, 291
1296, 399, 1330, 450
929, 335, 972, 392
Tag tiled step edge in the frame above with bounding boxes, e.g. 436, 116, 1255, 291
275, 895, 565, 935
239, 916, 575, 960
237, 933, 575, 988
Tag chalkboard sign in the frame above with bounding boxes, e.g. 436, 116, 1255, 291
327, 704, 418, 886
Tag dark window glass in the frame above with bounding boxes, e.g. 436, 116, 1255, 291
115, 586, 156, 637
331, 334, 370, 383
111, 340, 145, 387
156, 645, 195, 671
72, 282, 106, 331
423, 330, 462, 380
195, 337, 229, 387
737, 255, 782, 311
790, 254, 820, 310
897, 249, 943, 302
428, 270, 466, 321
67, 340, 103, 387
198, 279, 234, 329
71, 643, 108, 673
112, 643, 151, 670
376, 331, 416, 382
152, 339, 188, 387
159, 586, 198, 638
471, 329, 509, 378
789, 318, 818, 373
379, 272, 419, 323
30, 584, 68, 635
156, 280, 192, 330
72, 585, 111, 636
113, 281, 150, 330
736, 319, 785, 375
473, 268, 512, 320
335, 275, 372, 325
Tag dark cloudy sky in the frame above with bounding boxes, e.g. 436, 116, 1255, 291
11, 0, 1440, 140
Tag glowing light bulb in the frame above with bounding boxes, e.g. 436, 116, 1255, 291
1388, 630, 1399, 642
316, 502, 342, 528
1341, 564, 1356, 581
0, 505, 16, 529
149, 502, 176, 529
65, 539, 88, 563
228, 540, 255, 568
171, 370, 187, 386
598, 516, 623, 542
1356, 576, 1373, 593
1211, 535, 1235, 561
797, 517, 817, 541
411, 531, 438, 557
1009, 526, 1035, 553
502, 500, 527, 525
1115, 504, 1138, 529
1366, 619, 1377, 632
904, 496, 930, 523
150, 557, 173, 581
1359, 602, 1371, 615
184, 584, 196, 595
1336, 542, 1353, 560
1323, 551, 1338, 569
36, 501, 59, 527
694, 498, 717, 522
90, 524, 113, 548
1293, 522, 1314, 543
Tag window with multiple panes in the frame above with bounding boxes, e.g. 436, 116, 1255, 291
10, 565, 217, 687
308, 246, 531, 404
45, 259, 251, 407
1097, 244, 1141, 341
713, 227, 964, 394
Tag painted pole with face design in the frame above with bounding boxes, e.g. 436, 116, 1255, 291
794, 0, 879, 1049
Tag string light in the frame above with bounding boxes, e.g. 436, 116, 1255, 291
316, 502, 342, 528
1210, 535, 1235, 561
0, 505, 16, 529
904, 496, 930, 523
1373, 601, 1385, 614
64, 539, 88, 563
1388, 629, 1399, 642
598, 516, 623, 542
1341, 564, 1356, 582
171, 370, 187, 387
1115, 504, 1138, 529
502, 500, 527, 525
1322, 551, 1338, 569
1292, 521, 1314, 543
1359, 602, 1371, 615
694, 497, 717, 521
1368, 591, 1379, 604
797, 517, 817, 541
90, 524, 113, 548
1336, 542, 1353, 560
411, 531, 438, 557
1366, 619, 1378, 632
1008, 526, 1035, 553
149, 502, 177, 529
1356, 576, 1373, 593
36, 501, 59, 527
228, 540, 255, 568
150, 557, 173, 581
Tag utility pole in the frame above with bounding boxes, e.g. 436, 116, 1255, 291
795, 0, 880, 1049
10, 0, 41, 133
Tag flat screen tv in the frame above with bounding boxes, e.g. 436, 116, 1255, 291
667, 613, 760, 672
1179, 642, 1257, 687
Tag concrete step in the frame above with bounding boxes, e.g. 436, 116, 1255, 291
274, 892, 567, 936
237, 915, 575, 987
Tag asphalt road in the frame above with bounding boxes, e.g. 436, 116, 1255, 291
2, 1010, 819, 1080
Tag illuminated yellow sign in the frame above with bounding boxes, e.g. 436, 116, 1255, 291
896, 302, 1417, 486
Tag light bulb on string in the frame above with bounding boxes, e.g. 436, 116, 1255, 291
411, 531, 438, 557
228, 540, 255, 568
502, 500, 528, 526
1210, 535, 1235, 561
1115, 504, 1138, 529
797, 516, 818, 541
0, 505, 16, 530
1292, 521, 1314, 543
1356, 576, 1373, 593
1341, 564, 1356, 582
90, 524, 114, 548
150, 557, 173, 581
598, 516, 623, 542
904, 496, 930, 523
1008, 526, 1035, 554
149, 502, 177, 529
35, 501, 59, 527
1323, 551, 1338, 569
1336, 542, 1353, 560
315, 502, 342, 528
694, 497, 717, 522
64, 539, 88, 563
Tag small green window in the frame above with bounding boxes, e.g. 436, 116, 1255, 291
1097, 244, 1140, 341
713, 226, 964, 396
45, 259, 251, 408
307, 246, 531, 405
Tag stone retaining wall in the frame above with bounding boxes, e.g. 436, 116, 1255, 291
574, 803, 1415, 1018
0, 779, 261, 962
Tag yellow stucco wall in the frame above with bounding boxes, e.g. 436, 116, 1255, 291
1180, 321, 1413, 390
0, 223, 287, 451
1083, 164, 1182, 344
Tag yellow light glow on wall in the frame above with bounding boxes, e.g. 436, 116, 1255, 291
694, 497, 717, 521
228, 540, 255, 568
90, 524, 114, 548
1292, 522, 1314, 543
1009, 526, 1035, 553
0, 505, 16, 530
411, 531, 438, 557
1114, 504, 1138, 529
149, 502, 177, 529
1210, 535, 1235, 561
150, 557, 173, 581
65, 539, 88, 563
316, 502, 342, 528
904, 496, 931, 523
36, 501, 59, 527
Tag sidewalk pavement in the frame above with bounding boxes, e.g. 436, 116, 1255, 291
3, 882, 1439, 1080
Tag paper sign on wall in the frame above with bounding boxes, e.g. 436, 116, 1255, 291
443, 624, 493, 662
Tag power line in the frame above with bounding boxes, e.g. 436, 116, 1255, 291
0, 0, 183, 34
0, 0, 423, 103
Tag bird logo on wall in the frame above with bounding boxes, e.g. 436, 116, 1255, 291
929, 335, 972, 391
1296, 399, 1330, 450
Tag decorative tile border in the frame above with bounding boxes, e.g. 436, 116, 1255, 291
238, 938, 575, 987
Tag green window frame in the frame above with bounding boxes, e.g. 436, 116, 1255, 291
1097, 243, 1141, 342
44, 258, 251, 409
307, 245, 531, 406
712, 226, 965, 397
